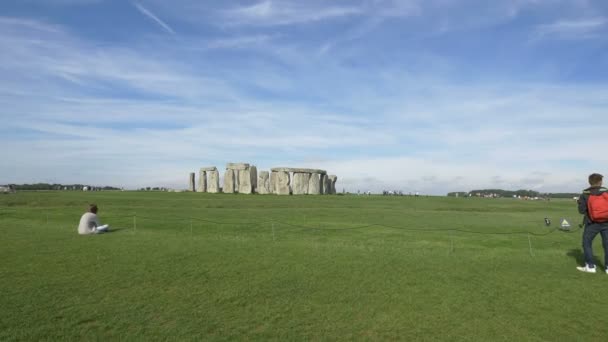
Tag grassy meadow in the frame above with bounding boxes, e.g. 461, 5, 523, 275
1, 191, 607, 341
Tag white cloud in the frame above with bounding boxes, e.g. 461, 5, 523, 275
1, 9, 608, 194
534, 17, 607, 40
223, 0, 364, 26
311, 156, 589, 194
205, 34, 277, 49
0, 19, 237, 101
133, 1, 175, 34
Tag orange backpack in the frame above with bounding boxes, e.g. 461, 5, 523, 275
587, 192, 608, 222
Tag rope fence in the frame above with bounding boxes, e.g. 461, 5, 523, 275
0, 207, 588, 259
0, 208, 583, 237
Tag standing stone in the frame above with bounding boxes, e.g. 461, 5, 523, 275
250, 166, 258, 193
234, 169, 240, 192
328, 175, 338, 194
207, 170, 220, 193
270, 171, 278, 194
238, 169, 252, 194
223, 169, 235, 193
258, 171, 270, 194
321, 174, 329, 194
308, 173, 321, 195
197, 170, 207, 192
276, 171, 291, 195
292, 173, 311, 195
189, 172, 195, 192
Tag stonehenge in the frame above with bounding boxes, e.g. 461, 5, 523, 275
188, 172, 195, 192
308, 173, 321, 195
292, 173, 311, 195
270, 171, 277, 194
321, 174, 330, 194
328, 175, 338, 195
270, 168, 329, 196
238, 168, 252, 194
207, 169, 220, 193
225, 163, 255, 194
257, 171, 271, 194
250, 166, 258, 191
197, 169, 207, 192
196, 167, 217, 193
274, 171, 290, 195
223, 169, 235, 193
188, 164, 338, 195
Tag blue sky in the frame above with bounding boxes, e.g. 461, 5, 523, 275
1, 0, 607, 194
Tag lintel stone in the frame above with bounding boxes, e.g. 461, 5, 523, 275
270, 167, 326, 174
226, 163, 250, 170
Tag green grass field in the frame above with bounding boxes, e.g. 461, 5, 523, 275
1, 191, 607, 341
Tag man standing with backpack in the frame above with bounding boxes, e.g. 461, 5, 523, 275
576, 173, 608, 273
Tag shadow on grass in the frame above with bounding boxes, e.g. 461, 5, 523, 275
567, 248, 603, 268
101, 227, 125, 234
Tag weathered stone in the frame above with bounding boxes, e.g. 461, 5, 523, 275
329, 175, 338, 194
226, 163, 250, 170
199, 166, 217, 172
223, 169, 235, 193
234, 168, 240, 191
308, 173, 321, 195
250, 166, 258, 193
238, 169, 252, 194
271, 167, 326, 174
270, 171, 278, 194
321, 174, 330, 194
276, 171, 291, 195
292, 173, 311, 195
189, 172, 195, 192
208, 170, 220, 193
197, 170, 207, 192
257, 171, 270, 194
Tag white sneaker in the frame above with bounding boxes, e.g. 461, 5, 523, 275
576, 265, 597, 273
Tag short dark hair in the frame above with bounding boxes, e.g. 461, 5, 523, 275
89, 204, 98, 214
589, 173, 603, 186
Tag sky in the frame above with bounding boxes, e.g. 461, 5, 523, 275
0, 0, 607, 194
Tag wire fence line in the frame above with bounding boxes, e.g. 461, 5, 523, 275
0, 209, 583, 237
0, 210, 587, 259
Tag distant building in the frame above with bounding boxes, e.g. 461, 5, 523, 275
0, 185, 15, 194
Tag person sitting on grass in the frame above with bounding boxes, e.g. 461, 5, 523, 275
576, 173, 608, 273
78, 204, 109, 235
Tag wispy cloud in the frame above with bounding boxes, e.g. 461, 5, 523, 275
133, 1, 175, 34
534, 17, 607, 40
223, 0, 364, 26
206, 34, 277, 49
2, 1, 608, 193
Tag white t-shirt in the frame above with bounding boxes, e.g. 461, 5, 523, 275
78, 212, 100, 235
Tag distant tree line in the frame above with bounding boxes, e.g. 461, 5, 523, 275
138, 187, 168, 191
447, 189, 579, 198
7, 183, 121, 191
